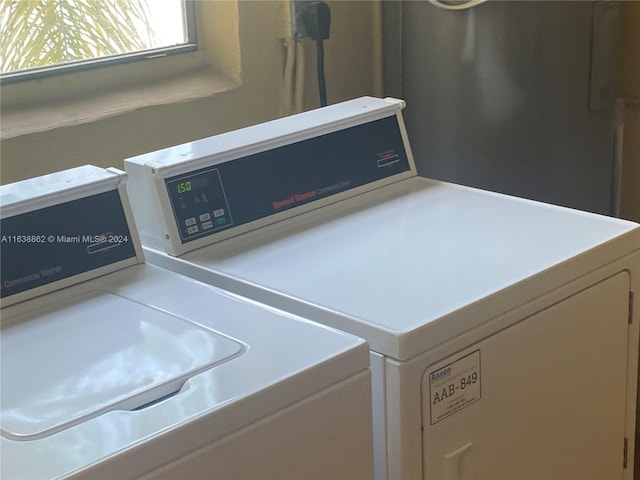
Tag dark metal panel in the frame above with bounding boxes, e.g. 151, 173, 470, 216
398, 1, 618, 214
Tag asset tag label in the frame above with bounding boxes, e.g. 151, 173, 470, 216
429, 350, 481, 425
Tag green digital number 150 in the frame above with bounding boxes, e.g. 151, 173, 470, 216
177, 181, 192, 193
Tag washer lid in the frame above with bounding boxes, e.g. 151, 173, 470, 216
1, 291, 243, 440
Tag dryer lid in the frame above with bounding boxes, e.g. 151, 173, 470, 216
1, 290, 243, 440
180, 177, 639, 360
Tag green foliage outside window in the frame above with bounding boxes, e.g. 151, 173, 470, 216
1, 0, 155, 74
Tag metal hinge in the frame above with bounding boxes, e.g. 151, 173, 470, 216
623, 437, 629, 468
630, 292, 635, 325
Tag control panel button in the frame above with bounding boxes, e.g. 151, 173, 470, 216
213, 208, 225, 218
187, 225, 199, 235
202, 221, 214, 230
185, 217, 197, 227
200, 213, 211, 222
215, 217, 227, 226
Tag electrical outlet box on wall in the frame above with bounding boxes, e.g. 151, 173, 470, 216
290, 0, 314, 39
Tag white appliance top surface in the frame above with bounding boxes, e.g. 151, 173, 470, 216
179, 177, 640, 359
1, 264, 367, 479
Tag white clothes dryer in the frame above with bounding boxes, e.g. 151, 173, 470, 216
0, 166, 373, 480
125, 97, 640, 480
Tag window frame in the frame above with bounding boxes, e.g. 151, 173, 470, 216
1, 0, 243, 140
0, 0, 198, 85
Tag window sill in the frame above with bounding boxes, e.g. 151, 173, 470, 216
1, 64, 240, 140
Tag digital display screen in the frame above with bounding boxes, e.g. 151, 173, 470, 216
176, 175, 210, 194
176, 181, 191, 193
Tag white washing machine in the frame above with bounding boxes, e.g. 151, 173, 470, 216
125, 97, 640, 480
0, 166, 374, 480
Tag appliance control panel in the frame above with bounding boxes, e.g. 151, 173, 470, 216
125, 96, 418, 256
164, 115, 411, 244
0, 167, 139, 303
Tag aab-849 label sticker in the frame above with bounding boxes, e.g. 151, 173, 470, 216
429, 350, 481, 425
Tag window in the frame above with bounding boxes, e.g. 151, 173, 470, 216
0, 0, 197, 84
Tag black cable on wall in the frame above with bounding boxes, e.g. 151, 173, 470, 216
302, 2, 331, 107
